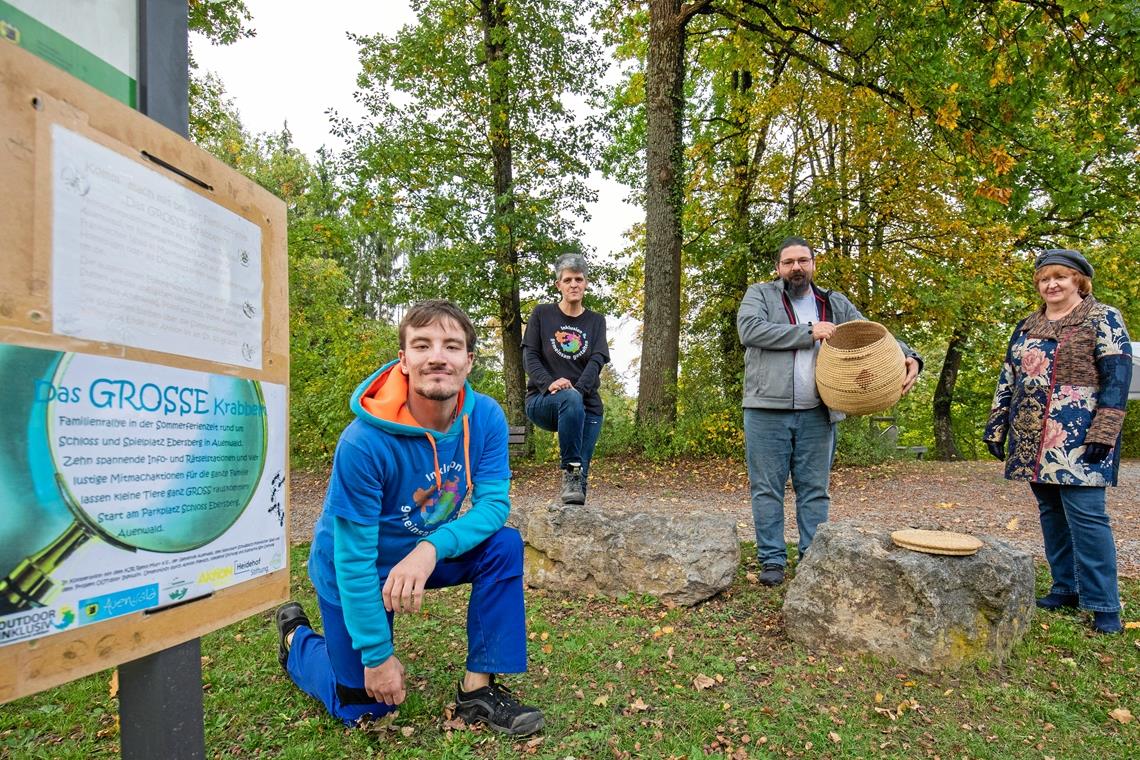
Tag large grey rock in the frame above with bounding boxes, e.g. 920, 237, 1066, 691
783, 521, 1034, 671
509, 500, 738, 606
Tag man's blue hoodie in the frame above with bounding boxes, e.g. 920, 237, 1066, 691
308, 359, 512, 667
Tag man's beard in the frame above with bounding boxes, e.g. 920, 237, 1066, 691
416, 384, 459, 402
782, 274, 811, 297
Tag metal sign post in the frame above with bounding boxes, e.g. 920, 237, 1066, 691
118, 4, 204, 759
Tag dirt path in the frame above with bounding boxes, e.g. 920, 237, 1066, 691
290, 458, 1140, 578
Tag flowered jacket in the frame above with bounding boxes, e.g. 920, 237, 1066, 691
983, 296, 1132, 486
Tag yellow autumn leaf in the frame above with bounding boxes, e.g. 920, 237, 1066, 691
1124, 621, 1140, 630
109, 670, 119, 699
593, 694, 609, 706
935, 101, 960, 131
629, 697, 649, 712
1006, 517, 1020, 531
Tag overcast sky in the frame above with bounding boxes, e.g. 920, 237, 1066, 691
191, 0, 640, 387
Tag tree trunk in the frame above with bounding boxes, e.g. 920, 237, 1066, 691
933, 326, 965, 460
637, 0, 687, 425
481, 0, 526, 426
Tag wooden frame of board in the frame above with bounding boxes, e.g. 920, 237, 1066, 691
0, 41, 289, 703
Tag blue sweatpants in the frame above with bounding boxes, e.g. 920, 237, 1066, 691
285, 527, 529, 725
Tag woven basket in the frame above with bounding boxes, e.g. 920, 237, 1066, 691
815, 320, 905, 415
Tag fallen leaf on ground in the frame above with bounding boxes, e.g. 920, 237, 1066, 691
693, 674, 716, 691
1124, 621, 1140, 630
1006, 517, 1019, 531
629, 697, 649, 712
1109, 708, 1133, 725
400, 726, 415, 737
829, 731, 841, 744
593, 695, 609, 706
108, 670, 119, 699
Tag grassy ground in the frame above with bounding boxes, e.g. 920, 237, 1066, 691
2, 544, 1137, 759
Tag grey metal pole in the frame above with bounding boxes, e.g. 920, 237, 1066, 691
120, 2, 203, 759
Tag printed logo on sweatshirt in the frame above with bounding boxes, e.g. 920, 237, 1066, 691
550, 326, 588, 360
398, 462, 465, 536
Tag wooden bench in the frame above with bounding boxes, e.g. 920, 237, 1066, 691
871, 416, 928, 460
508, 425, 528, 457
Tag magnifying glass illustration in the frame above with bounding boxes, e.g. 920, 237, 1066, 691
0, 347, 268, 614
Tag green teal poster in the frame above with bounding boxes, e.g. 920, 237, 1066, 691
0, 344, 286, 646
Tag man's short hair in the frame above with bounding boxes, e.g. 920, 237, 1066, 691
399, 300, 477, 353
775, 236, 814, 261
554, 253, 588, 279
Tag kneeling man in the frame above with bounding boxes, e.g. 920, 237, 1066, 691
275, 300, 543, 735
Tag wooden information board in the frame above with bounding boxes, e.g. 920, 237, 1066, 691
0, 41, 289, 702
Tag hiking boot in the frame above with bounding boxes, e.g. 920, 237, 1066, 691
1036, 592, 1079, 611
1092, 611, 1122, 635
456, 676, 545, 736
758, 564, 785, 587
560, 464, 585, 505
275, 601, 311, 671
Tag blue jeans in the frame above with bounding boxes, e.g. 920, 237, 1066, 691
286, 527, 529, 725
744, 406, 836, 566
526, 389, 603, 483
1030, 483, 1120, 613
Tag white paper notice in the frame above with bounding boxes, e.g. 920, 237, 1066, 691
51, 125, 264, 369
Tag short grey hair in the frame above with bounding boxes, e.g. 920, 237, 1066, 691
554, 253, 588, 279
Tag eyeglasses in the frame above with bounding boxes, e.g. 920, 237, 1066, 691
779, 257, 812, 267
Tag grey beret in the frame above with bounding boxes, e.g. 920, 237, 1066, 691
1035, 249, 1093, 278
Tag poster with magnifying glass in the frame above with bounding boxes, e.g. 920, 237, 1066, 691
0, 345, 287, 647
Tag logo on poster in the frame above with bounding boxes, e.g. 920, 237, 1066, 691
52, 606, 76, 630
0, 609, 56, 643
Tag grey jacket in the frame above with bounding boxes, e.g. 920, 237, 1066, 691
736, 280, 921, 420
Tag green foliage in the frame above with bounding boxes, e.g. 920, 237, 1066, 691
339, 0, 607, 312
188, 0, 254, 46
834, 417, 897, 468
1121, 400, 1140, 459
288, 257, 399, 467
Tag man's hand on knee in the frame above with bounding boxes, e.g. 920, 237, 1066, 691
547, 377, 572, 393
383, 541, 438, 613
365, 655, 406, 705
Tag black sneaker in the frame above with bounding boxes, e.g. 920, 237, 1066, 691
275, 601, 311, 671
1036, 592, 1079, 611
560, 465, 585, 505
456, 676, 545, 736
758, 564, 785, 587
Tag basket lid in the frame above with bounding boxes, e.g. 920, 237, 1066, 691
890, 529, 983, 556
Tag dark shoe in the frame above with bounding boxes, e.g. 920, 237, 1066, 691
758, 564, 785, 587
456, 676, 545, 736
560, 465, 585, 505
1036, 592, 1079, 611
1092, 611, 1122, 634
275, 602, 311, 671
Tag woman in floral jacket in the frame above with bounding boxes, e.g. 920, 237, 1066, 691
984, 249, 1131, 635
